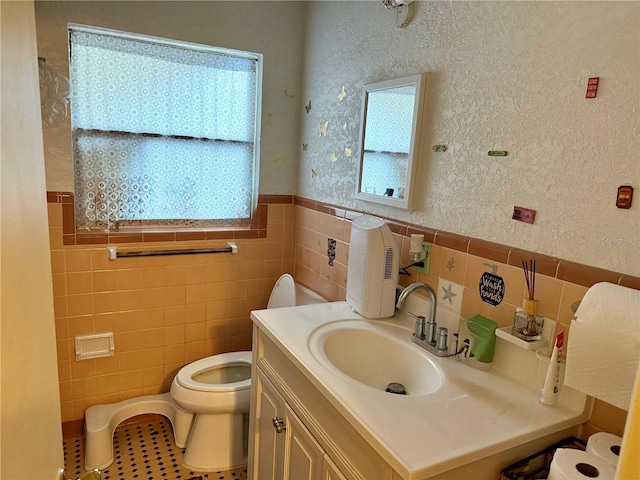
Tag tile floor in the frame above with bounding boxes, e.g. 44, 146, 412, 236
63, 416, 247, 480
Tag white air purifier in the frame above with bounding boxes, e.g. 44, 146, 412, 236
346, 215, 399, 318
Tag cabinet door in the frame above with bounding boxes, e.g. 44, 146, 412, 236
282, 403, 325, 480
322, 454, 349, 480
252, 370, 285, 479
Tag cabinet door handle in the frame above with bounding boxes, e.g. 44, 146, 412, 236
272, 417, 286, 433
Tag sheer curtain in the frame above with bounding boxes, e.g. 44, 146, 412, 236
69, 25, 260, 231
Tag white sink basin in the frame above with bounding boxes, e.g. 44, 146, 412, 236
308, 319, 444, 396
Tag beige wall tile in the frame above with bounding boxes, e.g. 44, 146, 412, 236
139, 267, 164, 288
119, 331, 143, 352
439, 248, 467, 285
529, 274, 563, 320
68, 315, 94, 337
141, 347, 164, 368
118, 311, 141, 332
185, 264, 207, 284
558, 281, 588, 326
52, 273, 67, 296
117, 290, 142, 311
96, 374, 120, 396
65, 249, 93, 272
120, 370, 143, 392
92, 248, 115, 272
94, 292, 117, 314
93, 270, 117, 292
164, 325, 186, 345
50, 250, 66, 273
116, 269, 142, 290
67, 272, 93, 295
164, 265, 186, 286
141, 308, 164, 329
93, 312, 118, 334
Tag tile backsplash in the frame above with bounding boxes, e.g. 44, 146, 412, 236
48, 194, 294, 428
291, 196, 639, 440
48, 193, 637, 439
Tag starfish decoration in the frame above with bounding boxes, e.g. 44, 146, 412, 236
441, 284, 457, 305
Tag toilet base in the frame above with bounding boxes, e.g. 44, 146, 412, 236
182, 411, 247, 472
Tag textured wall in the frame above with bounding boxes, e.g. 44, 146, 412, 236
36, 2, 640, 275
35, 1, 306, 195
298, 1, 639, 276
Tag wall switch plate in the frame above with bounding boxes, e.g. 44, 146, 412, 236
414, 243, 431, 275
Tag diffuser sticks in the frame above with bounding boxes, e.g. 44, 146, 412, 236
510, 259, 544, 341
522, 259, 536, 301
521, 259, 540, 337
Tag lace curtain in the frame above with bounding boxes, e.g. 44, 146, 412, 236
363, 86, 415, 153
69, 26, 259, 231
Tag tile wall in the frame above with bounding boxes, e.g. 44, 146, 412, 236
292, 197, 640, 440
49, 193, 638, 440
48, 195, 295, 430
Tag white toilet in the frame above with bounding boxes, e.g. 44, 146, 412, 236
170, 274, 321, 472
170, 351, 252, 472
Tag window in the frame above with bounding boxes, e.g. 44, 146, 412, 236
68, 24, 262, 232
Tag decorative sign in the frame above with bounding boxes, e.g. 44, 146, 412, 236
616, 185, 633, 209
479, 272, 505, 306
585, 77, 599, 98
327, 238, 336, 266
512, 206, 536, 224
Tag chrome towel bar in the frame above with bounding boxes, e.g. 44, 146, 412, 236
107, 242, 238, 260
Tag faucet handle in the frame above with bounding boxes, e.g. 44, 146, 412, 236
407, 312, 425, 338
436, 327, 448, 351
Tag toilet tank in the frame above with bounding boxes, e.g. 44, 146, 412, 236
346, 215, 399, 319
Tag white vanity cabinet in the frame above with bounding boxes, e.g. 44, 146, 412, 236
248, 327, 394, 480
253, 369, 325, 479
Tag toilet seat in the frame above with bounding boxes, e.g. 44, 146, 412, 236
267, 273, 297, 308
175, 351, 252, 393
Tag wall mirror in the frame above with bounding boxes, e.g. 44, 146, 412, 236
355, 73, 426, 210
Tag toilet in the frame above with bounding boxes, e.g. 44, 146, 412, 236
169, 274, 325, 472
170, 351, 252, 472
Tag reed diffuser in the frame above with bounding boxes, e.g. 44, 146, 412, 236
512, 259, 544, 341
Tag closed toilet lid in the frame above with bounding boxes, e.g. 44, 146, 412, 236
267, 273, 297, 309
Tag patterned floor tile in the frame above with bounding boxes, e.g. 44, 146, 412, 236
63, 417, 247, 480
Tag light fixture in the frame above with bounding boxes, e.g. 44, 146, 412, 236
381, 0, 414, 28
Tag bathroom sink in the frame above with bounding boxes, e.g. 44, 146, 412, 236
308, 319, 444, 396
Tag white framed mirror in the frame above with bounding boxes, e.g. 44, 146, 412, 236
355, 73, 426, 210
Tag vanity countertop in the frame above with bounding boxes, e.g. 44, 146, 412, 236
250, 301, 589, 479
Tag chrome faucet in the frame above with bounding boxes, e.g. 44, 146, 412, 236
396, 282, 449, 356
